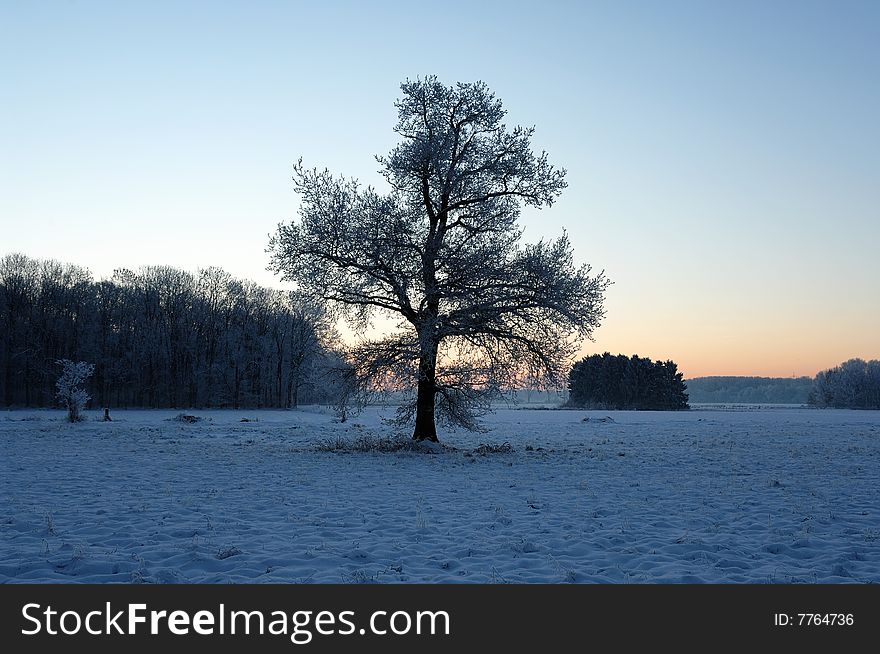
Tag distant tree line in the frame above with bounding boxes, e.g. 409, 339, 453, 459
685, 376, 812, 404
808, 358, 880, 409
0, 253, 341, 409
567, 353, 688, 410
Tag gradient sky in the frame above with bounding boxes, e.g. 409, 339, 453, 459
1, 0, 878, 378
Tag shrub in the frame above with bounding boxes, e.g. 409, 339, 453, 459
172, 413, 203, 423
55, 359, 95, 422
315, 434, 447, 453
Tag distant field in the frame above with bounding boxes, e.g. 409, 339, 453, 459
2, 407, 878, 583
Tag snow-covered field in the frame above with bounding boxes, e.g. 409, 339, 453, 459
1, 406, 878, 583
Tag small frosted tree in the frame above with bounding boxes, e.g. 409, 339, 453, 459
56, 359, 95, 422
326, 363, 359, 423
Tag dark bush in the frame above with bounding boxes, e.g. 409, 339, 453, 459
567, 353, 689, 410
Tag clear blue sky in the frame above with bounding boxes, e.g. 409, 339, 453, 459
1, 0, 878, 376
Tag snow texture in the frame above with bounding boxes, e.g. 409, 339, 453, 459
1, 406, 878, 583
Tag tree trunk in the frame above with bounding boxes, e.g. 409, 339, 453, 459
413, 377, 438, 441
412, 344, 439, 442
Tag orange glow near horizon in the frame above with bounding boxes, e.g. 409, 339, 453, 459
345, 311, 879, 381
584, 312, 880, 379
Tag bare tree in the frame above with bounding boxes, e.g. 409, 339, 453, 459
269, 77, 610, 441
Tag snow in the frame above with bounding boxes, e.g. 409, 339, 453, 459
1, 406, 878, 583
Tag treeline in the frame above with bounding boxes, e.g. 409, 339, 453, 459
567, 353, 688, 410
685, 376, 812, 404
0, 253, 342, 409
809, 358, 880, 409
